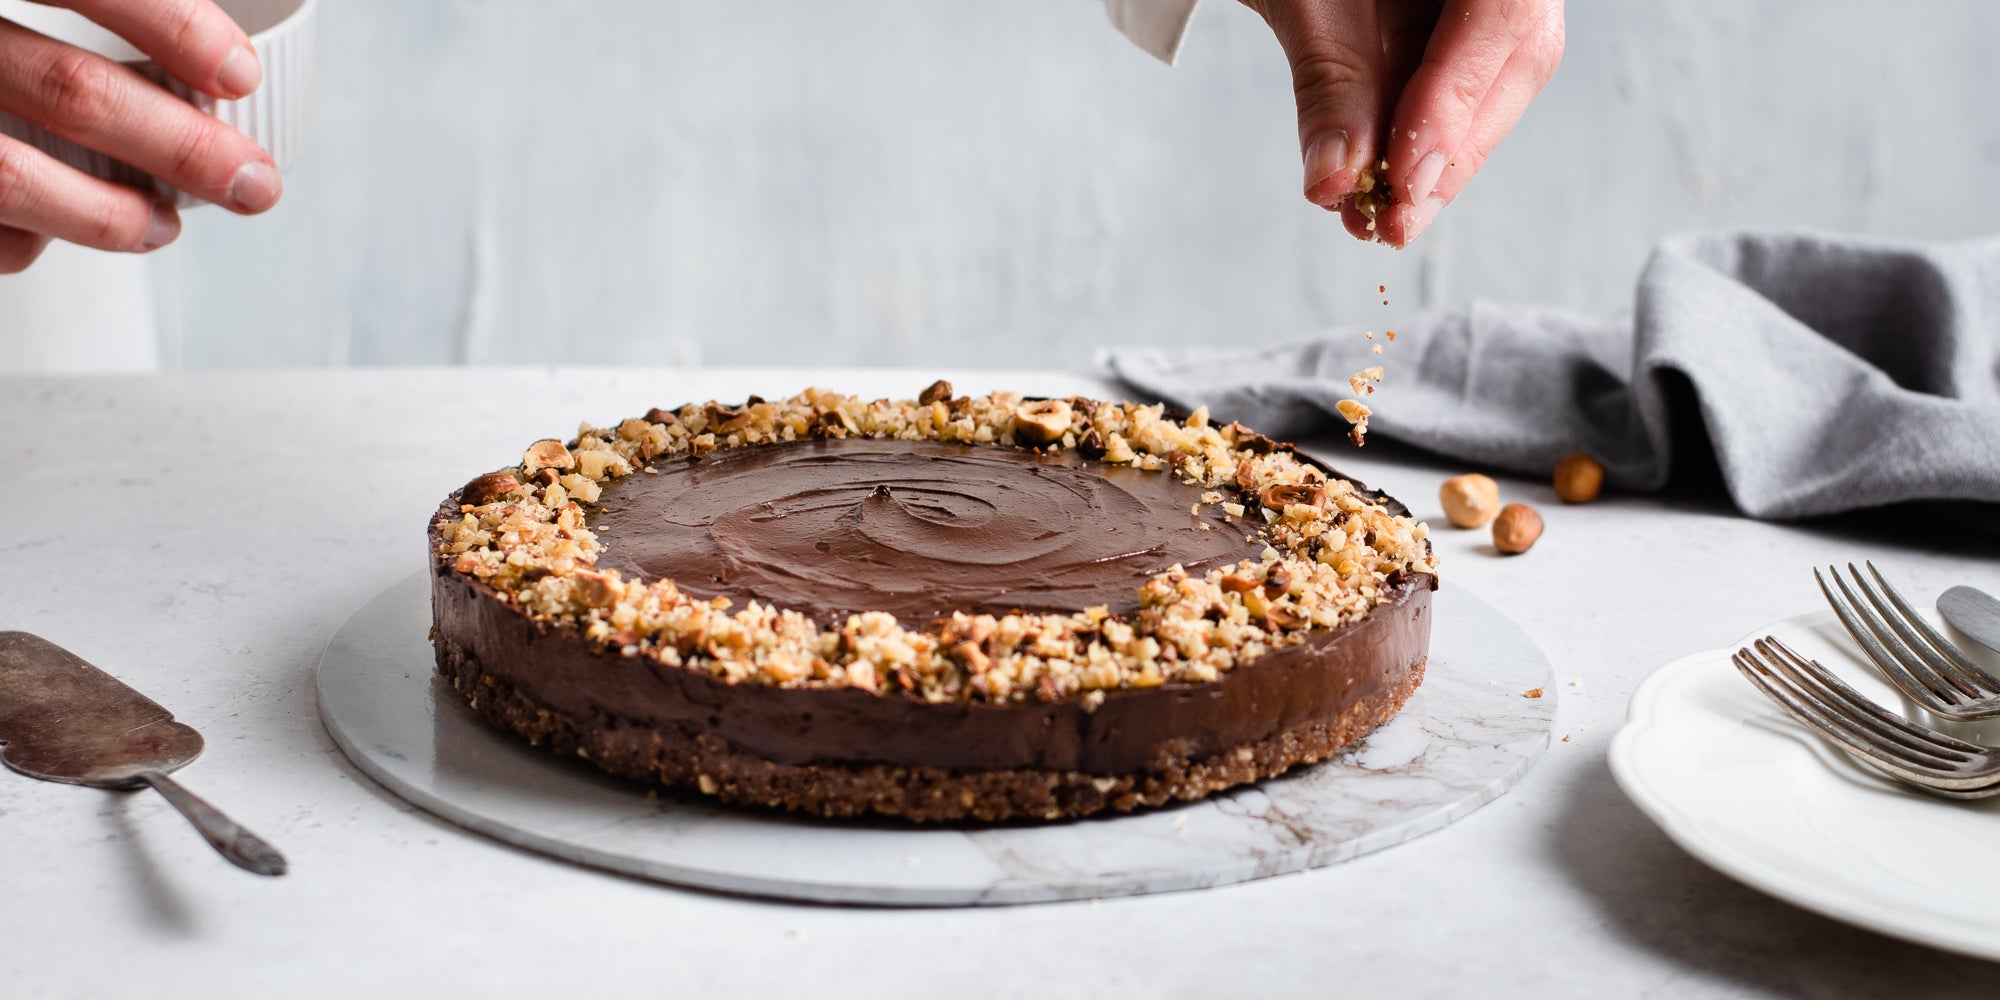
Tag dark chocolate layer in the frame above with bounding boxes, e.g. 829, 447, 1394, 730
589, 438, 1267, 627
429, 560, 1430, 775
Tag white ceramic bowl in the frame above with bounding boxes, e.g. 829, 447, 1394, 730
0, 0, 315, 208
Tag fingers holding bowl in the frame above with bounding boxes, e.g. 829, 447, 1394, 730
0, 134, 180, 252
0, 17, 281, 215
53, 0, 261, 98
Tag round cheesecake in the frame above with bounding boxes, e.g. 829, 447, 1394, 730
429, 386, 1437, 822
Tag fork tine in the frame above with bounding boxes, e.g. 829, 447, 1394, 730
1817, 566, 1961, 706
1744, 640, 1976, 764
1757, 637, 1986, 758
1846, 563, 1985, 700
1862, 561, 2000, 693
1728, 648, 1960, 780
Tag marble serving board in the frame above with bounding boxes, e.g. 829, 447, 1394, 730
318, 574, 1556, 905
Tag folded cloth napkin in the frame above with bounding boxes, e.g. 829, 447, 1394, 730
1109, 231, 2000, 520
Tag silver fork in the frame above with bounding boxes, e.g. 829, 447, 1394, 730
1816, 562, 2000, 721
1733, 637, 2000, 798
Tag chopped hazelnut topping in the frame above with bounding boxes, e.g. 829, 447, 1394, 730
433, 389, 1437, 705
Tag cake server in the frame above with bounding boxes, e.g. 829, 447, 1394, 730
0, 632, 286, 876
1939, 585, 2000, 656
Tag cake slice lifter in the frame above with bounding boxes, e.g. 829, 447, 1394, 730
0, 632, 287, 875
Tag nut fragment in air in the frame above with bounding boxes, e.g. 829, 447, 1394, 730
1012, 399, 1073, 446
523, 439, 575, 473
1492, 503, 1544, 555
918, 379, 953, 406
1349, 366, 1384, 395
1335, 398, 1372, 445
1553, 452, 1605, 504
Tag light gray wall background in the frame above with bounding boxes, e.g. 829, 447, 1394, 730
149, 0, 2000, 370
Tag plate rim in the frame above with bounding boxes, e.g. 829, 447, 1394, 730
1608, 609, 2000, 961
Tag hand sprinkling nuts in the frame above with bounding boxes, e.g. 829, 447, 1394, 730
1553, 452, 1605, 504
1492, 503, 1543, 555
1012, 399, 1073, 447
1438, 473, 1500, 528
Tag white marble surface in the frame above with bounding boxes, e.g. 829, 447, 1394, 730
3, 367, 1999, 997
320, 576, 1553, 905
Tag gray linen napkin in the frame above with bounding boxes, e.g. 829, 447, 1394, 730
1108, 231, 2000, 520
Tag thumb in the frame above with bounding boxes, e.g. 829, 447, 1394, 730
1247, 0, 1391, 209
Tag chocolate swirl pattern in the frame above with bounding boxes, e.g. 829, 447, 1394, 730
590, 439, 1266, 627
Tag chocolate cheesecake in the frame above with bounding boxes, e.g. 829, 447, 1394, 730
430, 386, 1438, 822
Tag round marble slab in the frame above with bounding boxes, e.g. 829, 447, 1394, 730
318, 574, 1555, 905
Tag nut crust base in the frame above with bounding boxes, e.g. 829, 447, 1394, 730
433, 634, 1427, 823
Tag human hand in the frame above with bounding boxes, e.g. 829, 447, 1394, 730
1240, 0, 1563, 247
0, 0, 282, 273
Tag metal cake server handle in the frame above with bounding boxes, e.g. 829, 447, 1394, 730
0, 632, 287, 876
134, 770, 289, 876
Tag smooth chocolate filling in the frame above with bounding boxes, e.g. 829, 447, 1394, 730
590, 439, 1267, 627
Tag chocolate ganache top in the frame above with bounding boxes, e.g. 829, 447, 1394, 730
589, 438, 1267, 627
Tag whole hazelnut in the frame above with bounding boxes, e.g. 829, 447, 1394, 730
1553, 452, 1605, 504
1492, 503, 1544, 555
1438, 473, 1501, 528
459, 470, 521, 506
1013, 399, 1073, 446
523, 439, 575, 473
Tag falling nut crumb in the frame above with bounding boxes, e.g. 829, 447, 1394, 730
1524, 687, 1545, 699
1348, 366, 1384, 395
918, 379, 953, 406
1335, 399, 1372, 446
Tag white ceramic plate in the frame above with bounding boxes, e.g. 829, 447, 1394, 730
319, 574, 1556, 906
1610, 610, 2000, 961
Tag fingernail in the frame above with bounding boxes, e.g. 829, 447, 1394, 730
141, 202, 180, 250
1303, 131, 1350, 207
1400, 196, 1447, 244
1407, 150, 1448, 205
217, 44, 262, 97
229, 161, 283, 213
